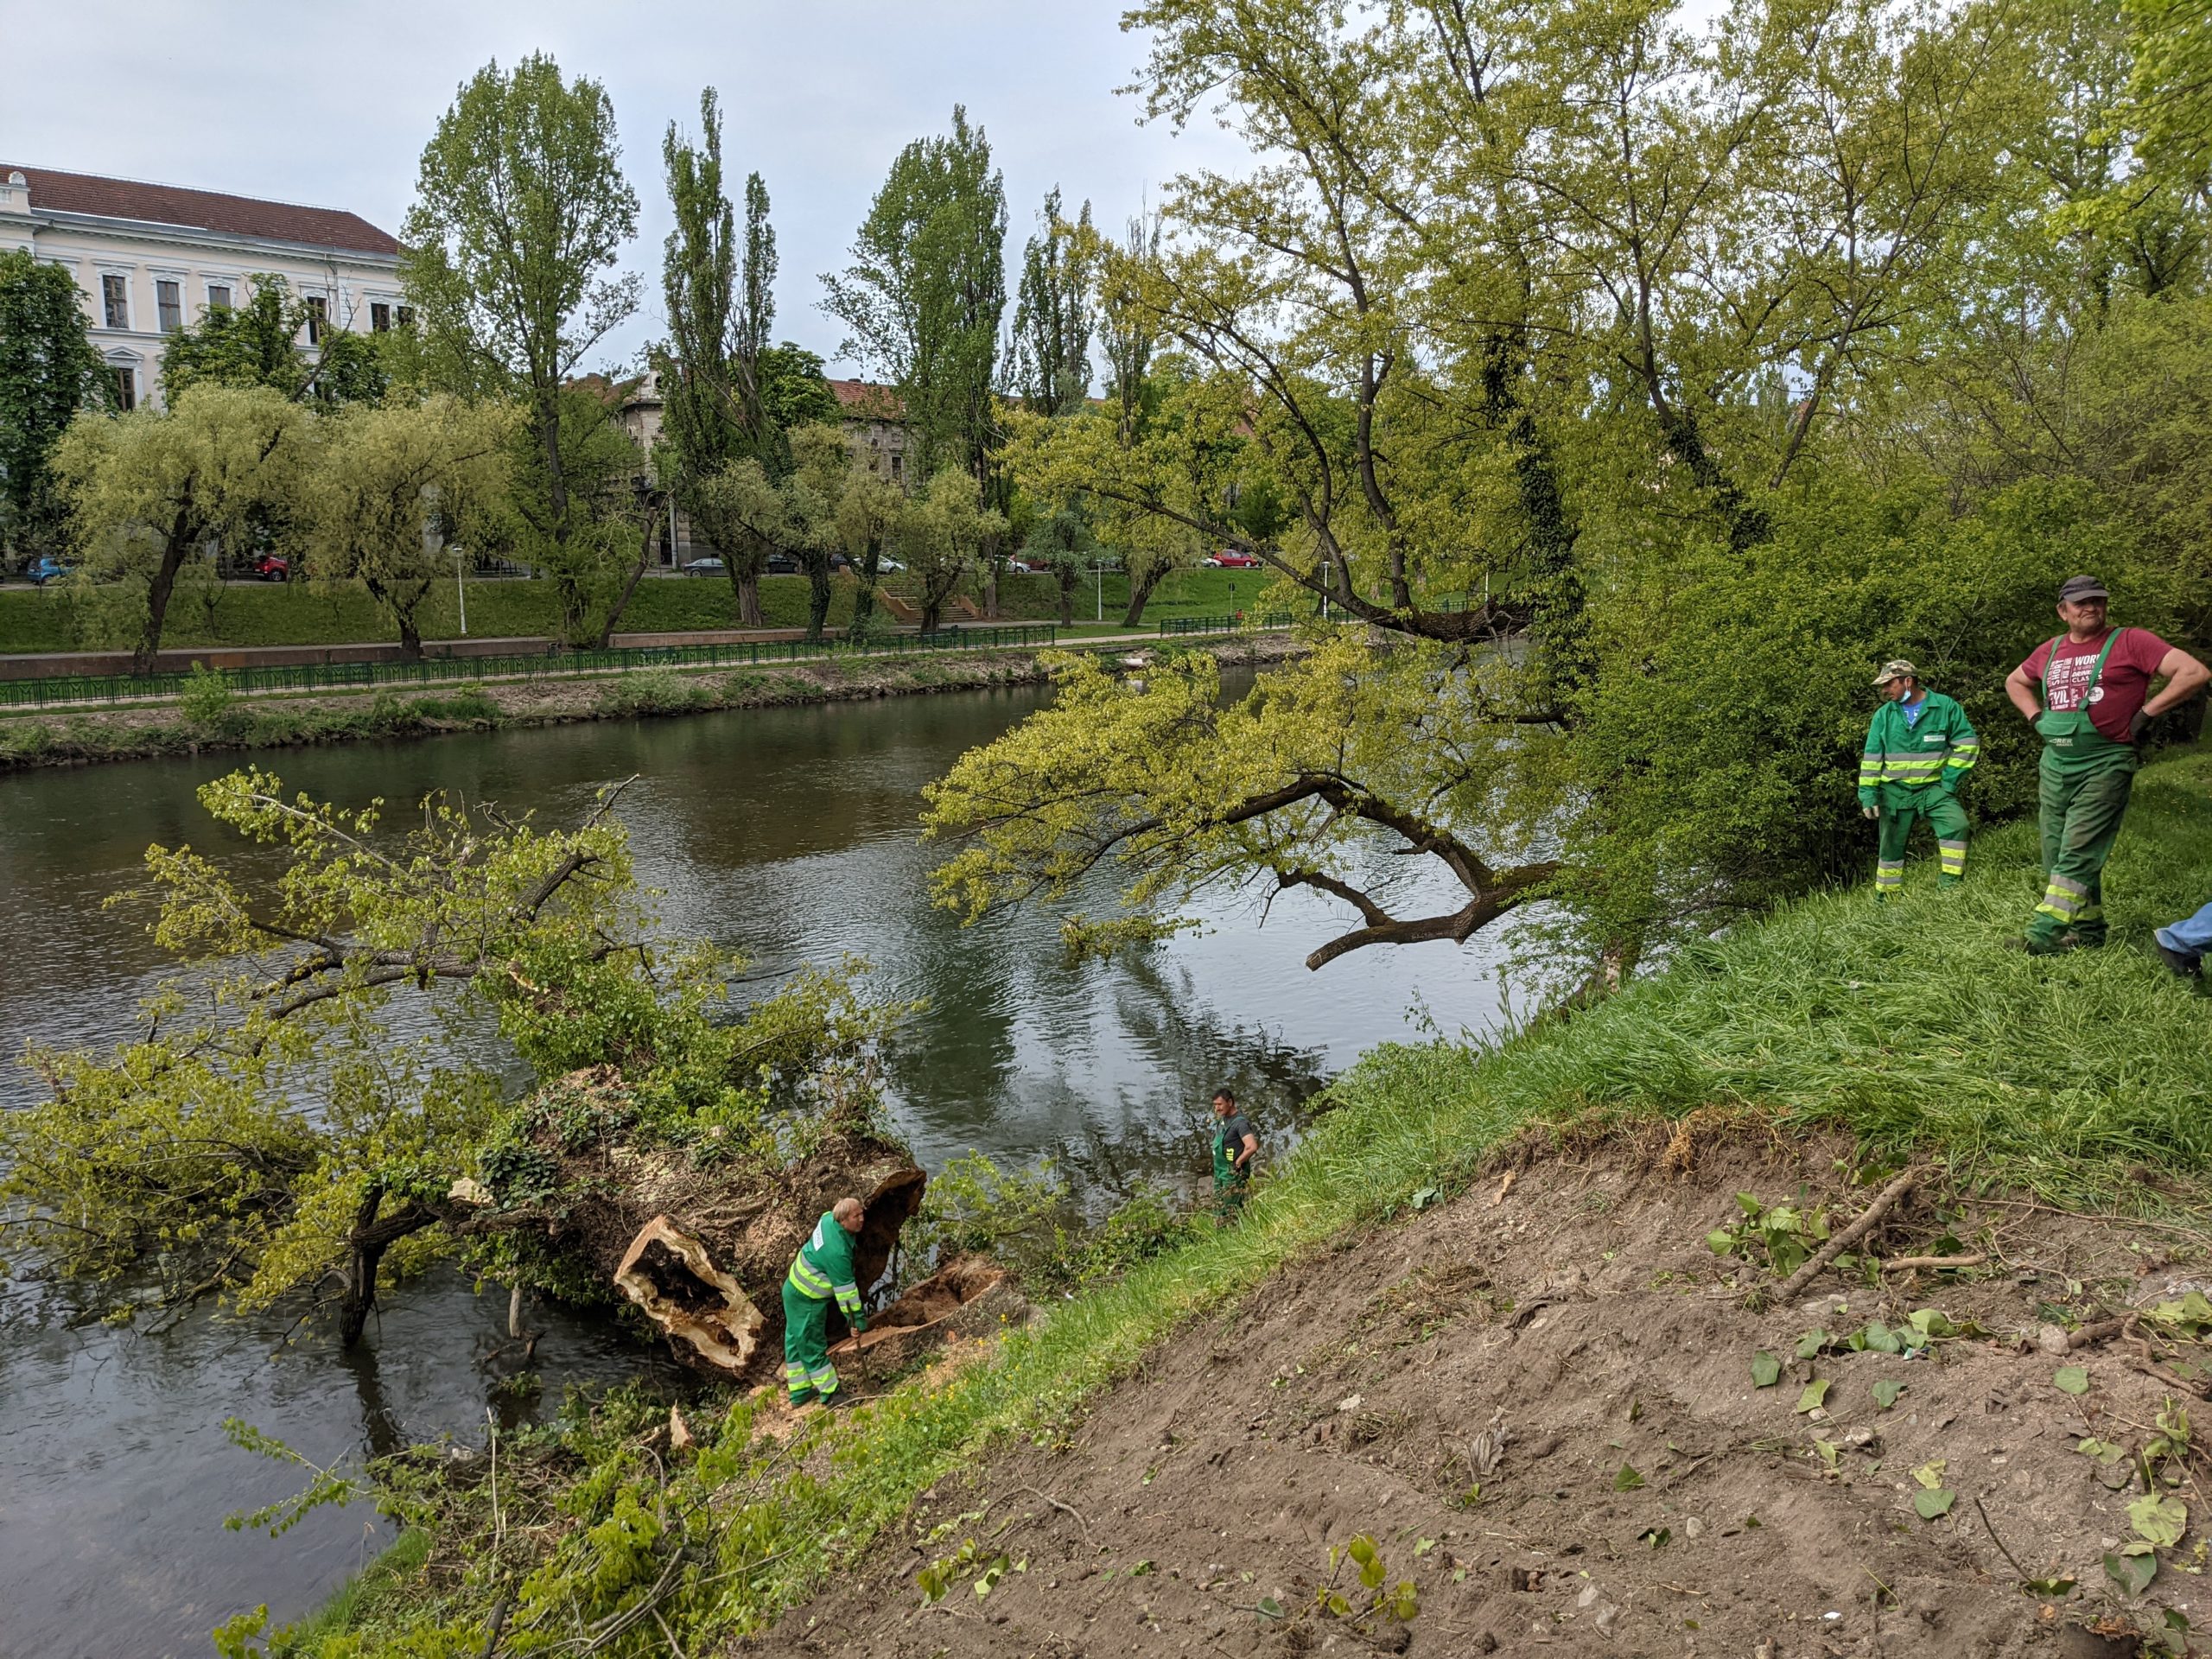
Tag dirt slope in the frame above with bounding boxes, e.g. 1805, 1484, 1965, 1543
750, 1128, 2212, 1659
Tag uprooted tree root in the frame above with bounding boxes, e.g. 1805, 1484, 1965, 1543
468, 1067, 929, 1384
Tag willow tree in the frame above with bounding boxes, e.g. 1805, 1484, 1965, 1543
52, 383, 308, 675
0, 769, 904, 1348
899, 465, 1007, 632
926, 634, 1561, 969
949, 0, 2039, 988
300, 395, 513, 658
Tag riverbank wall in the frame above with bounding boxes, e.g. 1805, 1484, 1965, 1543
0, 634, 1306, 773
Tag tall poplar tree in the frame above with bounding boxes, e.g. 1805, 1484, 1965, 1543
821, 105, 1008, 490
1009, 188, 1096, 416
403, 54, 645, 644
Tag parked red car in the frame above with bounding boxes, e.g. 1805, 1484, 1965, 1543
251, 554, 289, 582
1204, 550, 1261, 569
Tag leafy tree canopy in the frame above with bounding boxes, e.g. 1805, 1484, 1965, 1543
160, 274, 386, 406
0, 247, 111, 559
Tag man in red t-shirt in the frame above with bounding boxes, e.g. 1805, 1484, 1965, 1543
2002, 575, 2209, 952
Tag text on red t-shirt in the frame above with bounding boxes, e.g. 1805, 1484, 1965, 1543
2023, 627, 2174, 743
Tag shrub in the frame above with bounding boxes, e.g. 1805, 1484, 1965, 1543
179, 662, 236, 730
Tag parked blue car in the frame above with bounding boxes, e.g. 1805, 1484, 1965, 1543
27, 556, 73, 586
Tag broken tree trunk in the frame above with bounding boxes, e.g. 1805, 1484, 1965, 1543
464, 1067, 927, 1382
827, 1255, 1028, 1388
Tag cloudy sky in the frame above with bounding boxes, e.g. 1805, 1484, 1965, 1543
1, 1, 1242, 377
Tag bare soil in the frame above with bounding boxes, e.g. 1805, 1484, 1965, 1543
751, 1126, 2212, 1659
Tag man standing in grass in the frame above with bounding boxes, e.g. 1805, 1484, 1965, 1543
2004, 576, 2209, 955
1858, 660, 1979, 899
1211, 1088, 1259, 1224
783, 1197, 868, 1409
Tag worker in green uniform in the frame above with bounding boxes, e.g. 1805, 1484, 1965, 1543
1858, 660, 1980, 898
783, 1197, 867, 1408
2003, 575, 2209, 954
1211, 1088, 1258, 1224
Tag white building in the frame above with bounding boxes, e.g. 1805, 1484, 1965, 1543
0, 164, 402, 411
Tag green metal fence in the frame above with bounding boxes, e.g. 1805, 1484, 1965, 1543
0, 623, 1061, 711
1158, 612, 1295, 636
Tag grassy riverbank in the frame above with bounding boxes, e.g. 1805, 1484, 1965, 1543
0, 567, 1273, 655
0, 637, 1300, 773
258, 748, 2212, 1656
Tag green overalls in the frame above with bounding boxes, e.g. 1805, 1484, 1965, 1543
1212, 1118, 1252, 1222
2026, 631, 2135, 950
782, 1211, 865, 1404
1858, 690, 1979, 896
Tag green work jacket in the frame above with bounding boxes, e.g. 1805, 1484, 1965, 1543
1857, 691, 1979, 809
786, 1211, 865, 1319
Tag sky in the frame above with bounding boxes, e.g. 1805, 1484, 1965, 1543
0, 1, 1244, 378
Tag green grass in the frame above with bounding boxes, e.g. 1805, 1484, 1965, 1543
283, 750, 2212, 1656
0, 569, 1268, 655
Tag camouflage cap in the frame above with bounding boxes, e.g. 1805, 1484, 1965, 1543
1871, 659, 1918, 686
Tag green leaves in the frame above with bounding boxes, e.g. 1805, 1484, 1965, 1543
1795, 1328, 1830, 1359
1750, 1351, 1782, 1388
1706, 1192, 1833, 1277
1910, 1459, 1955, 1520
1795, 1379, 1831, 1414
2107, 1551, 2158, 1596
2053, 1365, 2090, 1395
1853, 1321, 1903, 1355
1613, 1464, 1646, 1492
1872, 1379, 1904, 1411
2129, 1494, 2189, 1550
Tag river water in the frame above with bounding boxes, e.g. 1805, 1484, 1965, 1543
0, 680, 1510, 1656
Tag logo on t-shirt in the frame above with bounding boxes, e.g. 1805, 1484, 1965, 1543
2088, 686, 2105, 702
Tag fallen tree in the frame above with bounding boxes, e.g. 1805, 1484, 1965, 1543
466, 1065, 925, 1380
0, 769, 921, 1357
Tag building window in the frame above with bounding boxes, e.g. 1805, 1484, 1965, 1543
156, 280, 183, 334
101, 273, 129, 329
890, 451, 902, 477
395, 304, 414, 328
304, 295, 327, 345
370, 302, 391, 332
207, 283, 232, 313
114, 365, 137, 410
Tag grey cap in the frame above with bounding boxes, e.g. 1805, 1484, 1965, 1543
2058, 575, 2109, 603
1872, 659, 1917, 686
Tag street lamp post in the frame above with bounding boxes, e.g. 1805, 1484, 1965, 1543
454, 544, 468, 637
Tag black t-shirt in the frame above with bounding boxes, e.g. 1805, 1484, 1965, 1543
1216, 1113, 1256, 1178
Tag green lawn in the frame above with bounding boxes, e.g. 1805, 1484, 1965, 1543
0, 567, 1278, 655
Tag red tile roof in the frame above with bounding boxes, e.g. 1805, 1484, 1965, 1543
6, 165, 399, 256
829, 378, 905, 419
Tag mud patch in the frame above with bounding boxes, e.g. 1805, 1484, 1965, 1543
752, 1130, 2212, 1658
